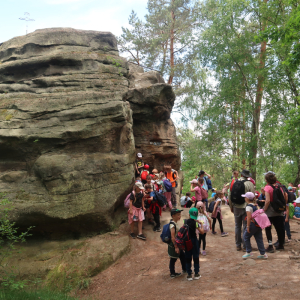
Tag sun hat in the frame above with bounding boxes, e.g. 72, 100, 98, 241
135, 182, 144, 190
171, 208, 183, 216
189, 207, 198, 220
137, 153, 142, 158
263, 171, 276, 176
298, 184, 300, 188
144, 164, 149, 170
294, 197, 300, 204
196, 201, 204, 209
190, 179, 198, 184
288, 186, 293, 190
241, 169, 251, 178
241, 192, 255, 199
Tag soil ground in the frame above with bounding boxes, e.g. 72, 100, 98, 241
80, 205, 300, 300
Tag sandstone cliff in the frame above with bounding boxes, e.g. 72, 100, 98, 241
0, 28, 180, 237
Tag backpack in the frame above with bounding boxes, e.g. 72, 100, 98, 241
200, 187, 208, 199
175, 221, 193, 251
141, 170, 148, 181
197, 215, 210, 232
230, 180, 247, 204
124, 191, 135, 208
208, 200, 216, 213
163, 179, 173, 192
160, 220, 176, 244
205, 177, 212, 190
269, 184, 286, 213
288, 203, 295, 219
288, 191, 296, 204
154, 191, 167, 207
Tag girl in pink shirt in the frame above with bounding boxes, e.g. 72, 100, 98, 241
190, 179, 203, 205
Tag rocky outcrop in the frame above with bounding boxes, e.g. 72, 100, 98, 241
0, 28, 180, 237
127, 64, 181, 171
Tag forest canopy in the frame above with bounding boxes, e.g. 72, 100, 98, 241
119, 0, 300, 188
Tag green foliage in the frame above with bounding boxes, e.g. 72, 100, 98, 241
0, 289, 79, 300
0, 194, 34, 290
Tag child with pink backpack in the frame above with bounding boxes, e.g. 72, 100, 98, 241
242, 192, 268, 259
196, 201, 212, 255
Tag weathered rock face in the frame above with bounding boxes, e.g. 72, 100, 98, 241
0, 28, 135, 237
126, 64, 181, 171
0, 28, 181, 237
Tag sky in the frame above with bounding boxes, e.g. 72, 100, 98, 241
0, 0, 148, 43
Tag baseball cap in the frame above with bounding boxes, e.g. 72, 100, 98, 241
137, 153, 142, 158
190, 179, 198, 184
189, 207, 198, 219
288, 186, 293, 190
241, 192, 255, 199
171, 208, 183, 216
263, 171, 276, 176
196, 201, 204, 209
135, 182, 144, 190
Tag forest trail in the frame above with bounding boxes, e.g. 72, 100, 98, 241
80, 206, 300, 300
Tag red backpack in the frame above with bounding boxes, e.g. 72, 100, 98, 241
141, 170, 148, 181
175, 223, 193, 251
201, 187, 208, 199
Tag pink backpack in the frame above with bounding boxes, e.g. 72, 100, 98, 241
124, 191, 135, 208
200, 187, 208, 199
251, 209, 271, 229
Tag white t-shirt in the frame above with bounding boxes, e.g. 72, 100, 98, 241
245, 203, 255, 213
216, 197, 222, 207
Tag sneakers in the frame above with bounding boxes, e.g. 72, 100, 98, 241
170, 272, 182, 279
155, 227, 161, 232
187, 274, 193, 281
287, 239, 292, 243
137, 234, 146, 240
212, 231, 217, 235
265, 245, 274, 253
257, 254, 268, 259
275, 245, 284, 251
130, 233, 136, 239
194, 273, 201, 280
221, 232, 228, 237
242, 253, 253, 259
202, 250, 206, 256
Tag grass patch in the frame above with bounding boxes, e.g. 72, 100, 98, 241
0, 289, 78, 300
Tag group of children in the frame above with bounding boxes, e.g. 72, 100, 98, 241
128, 153, 179, 240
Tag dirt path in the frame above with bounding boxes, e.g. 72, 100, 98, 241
80, 206, 300, 300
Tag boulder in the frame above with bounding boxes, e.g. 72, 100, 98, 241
0, 28, 181, 237
127, 63, 181, 171
0, 28, 135, 237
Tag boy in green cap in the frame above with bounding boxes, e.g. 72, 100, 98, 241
168, 208, 186, 278
184, 207, 203, 281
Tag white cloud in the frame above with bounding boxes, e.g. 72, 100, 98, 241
45, 0, 86, 4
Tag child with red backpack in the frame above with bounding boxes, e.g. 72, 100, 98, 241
183, 208, 202, 280
144, 184, 161, 232
128, 182, 146, 240
211, 191, 228, 237
141, 164, 150, 184
196, 201, 212, 255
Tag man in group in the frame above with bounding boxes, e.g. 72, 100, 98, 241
198, 170, 211, 210
228, 169, 255, 251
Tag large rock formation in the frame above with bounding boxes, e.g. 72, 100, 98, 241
127, 65, 181, 171
0, 28, 180, 237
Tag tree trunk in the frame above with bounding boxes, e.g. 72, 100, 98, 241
168, 1, 175, 84
249, 0, 268, 181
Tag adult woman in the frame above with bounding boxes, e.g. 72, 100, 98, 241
263, 172, 287, 252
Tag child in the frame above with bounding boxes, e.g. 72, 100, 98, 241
164, 165, 177, 208
144, 184, 161, 232
180, 192, 191, 207
141, 164, 150, 184
135, 153, 144, 177
196, 201, 212, 255
186, 196, 196, 208
190, 179, 203, 207
292, 198, 300, 220
144, 176, 156, 225
211, 191, 228, 237
128, 182, 146, 240
135, 176, 141, 183
168, 208, 186, 278
185, 207, 202, 280
242, 192, 268, 259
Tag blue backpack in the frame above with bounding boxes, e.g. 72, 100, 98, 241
163, 179, 173, 192
206, 177, 212, 190
160, 220, 176, 244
